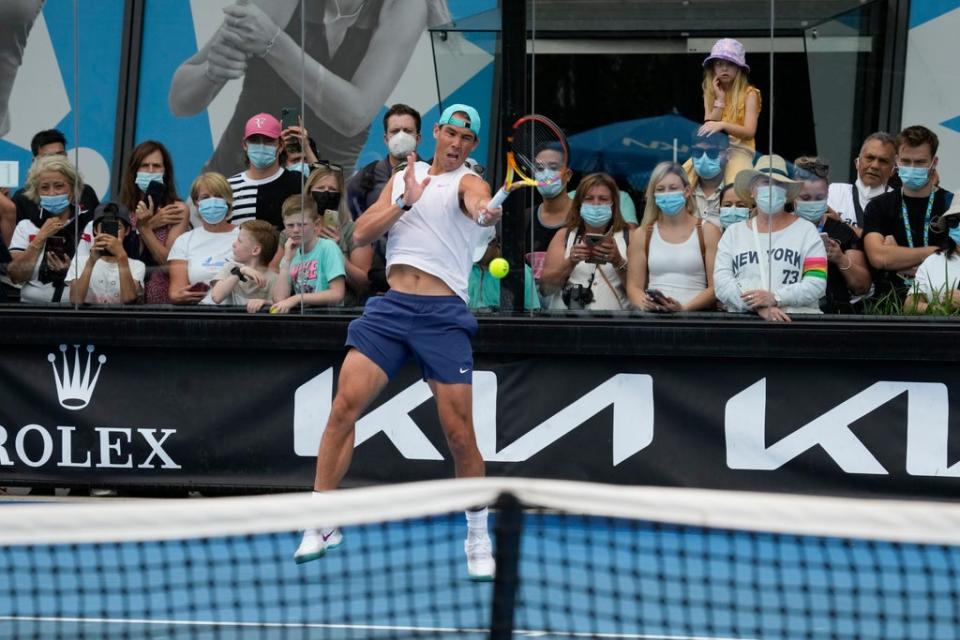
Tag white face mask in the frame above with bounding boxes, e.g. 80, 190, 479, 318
855, 177, 886, 201
388, 131, 417, 159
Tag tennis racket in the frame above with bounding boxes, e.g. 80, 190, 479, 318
487, 114, 568, 211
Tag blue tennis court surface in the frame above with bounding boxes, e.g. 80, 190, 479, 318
1, 513, 958, 639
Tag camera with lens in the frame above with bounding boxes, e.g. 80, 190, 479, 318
561, 283, 594, 309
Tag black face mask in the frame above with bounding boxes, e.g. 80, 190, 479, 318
312, 191, 341, 213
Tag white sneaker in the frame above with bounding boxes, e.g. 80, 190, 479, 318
293, 527, 342, 564
465, 534, 495, 581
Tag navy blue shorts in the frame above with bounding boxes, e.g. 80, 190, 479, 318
346, 290, 479, 384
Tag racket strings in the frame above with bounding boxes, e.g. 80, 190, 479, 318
511, 120, 565, 182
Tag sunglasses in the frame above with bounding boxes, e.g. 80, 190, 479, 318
310, 160, 343, 173
691, 148, 721, 160
794, 158, 829, 179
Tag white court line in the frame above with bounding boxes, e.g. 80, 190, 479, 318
0, 616, 752, 639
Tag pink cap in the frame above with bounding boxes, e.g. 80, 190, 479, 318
243, 113, 282, 140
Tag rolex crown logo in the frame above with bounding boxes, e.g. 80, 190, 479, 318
47, 344, 107, 411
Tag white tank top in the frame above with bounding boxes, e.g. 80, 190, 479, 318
387, 161, 486, 302
647, 223, 707, 306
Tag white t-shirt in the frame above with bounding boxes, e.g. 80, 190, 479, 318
8, 219, 91, 304
914, 251, 960, 303
65, 255, 146, 304
714, 217, 827, 314
167, 226, 238, 285
827, 179, 892, 228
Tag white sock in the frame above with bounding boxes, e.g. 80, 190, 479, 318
465, 508, 489, 537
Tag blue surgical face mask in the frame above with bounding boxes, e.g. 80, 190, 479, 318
135, 171, 164, 192
247, 143, 278, 169
655, 191, 686, 216
693, 154, 722, 180
719, 206, 749, 229
535, 169, 564, 198
286, 162, 310, 175
40, 193, 70, 214
898, 165, 930, 191
755, 184, 787, 216
580, 203, 613, 227
198, 197, 229, 224
949, 226, 960, 247
794, 199, 827, 223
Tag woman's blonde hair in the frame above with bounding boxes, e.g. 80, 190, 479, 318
640, 162, 697, 229
24, 155, 83, 203
567, 173, 627, 235
189, 172, 233, 207
702, 65, 750, 124
305, 165, 349, 228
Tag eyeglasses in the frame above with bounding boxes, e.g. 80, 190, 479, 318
794, 158, 829, 179
691, 148, 720, 160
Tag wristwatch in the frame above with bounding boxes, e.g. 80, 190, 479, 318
230, 265, 248, 283
773, 292, 782, 307
395, 194, 412, 211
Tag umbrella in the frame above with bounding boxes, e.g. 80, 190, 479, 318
567, 114, 702, 191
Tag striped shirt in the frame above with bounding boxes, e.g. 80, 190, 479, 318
227, 168, 304, 230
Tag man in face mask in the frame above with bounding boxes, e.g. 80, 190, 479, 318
687, 131, 729, 229
346, 104, 422, 221
827, 132, 897, 234
226, 113, 304, 231
862, 125, 954, 301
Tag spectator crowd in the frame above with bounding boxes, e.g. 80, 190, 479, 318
0, 39, 956, 320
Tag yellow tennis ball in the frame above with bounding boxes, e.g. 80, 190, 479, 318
489, 257, 509, 279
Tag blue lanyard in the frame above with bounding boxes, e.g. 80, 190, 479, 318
900, 190, 936, 248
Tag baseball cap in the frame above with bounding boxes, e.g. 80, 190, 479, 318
93, 201, 131, 227
438, 104, 481, 136
244, 113, 282, 140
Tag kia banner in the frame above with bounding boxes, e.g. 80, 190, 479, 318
1, 343, 959, 499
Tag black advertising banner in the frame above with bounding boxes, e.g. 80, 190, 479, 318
1, 341, 960, 500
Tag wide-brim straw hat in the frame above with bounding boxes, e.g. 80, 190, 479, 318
734, 155, 803, 204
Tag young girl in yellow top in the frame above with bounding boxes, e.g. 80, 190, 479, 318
697, 38, 761, 185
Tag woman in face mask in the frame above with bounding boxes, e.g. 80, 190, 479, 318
626, 162, 720, 313
906, 201, 960, 313
718, 184, 752, 230
167, 173, 240, 305
304, 164, 373, 306
792, 157, 870, 313
7, 155, 86, 304
96, 141, 191, 304
540, 172, 630, 311
713, 155, 827, 322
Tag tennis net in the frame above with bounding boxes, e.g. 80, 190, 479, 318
2, 478, 960, 639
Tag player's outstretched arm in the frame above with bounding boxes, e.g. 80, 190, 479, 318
460, 175, 501, 227
354, 154, 428, 246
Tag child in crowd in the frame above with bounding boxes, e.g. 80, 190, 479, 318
206, 220, 279, 313
698, 38, 761, 184
67, 202, 145, 305
270, 195, 345, 313
469, 234, 540, 311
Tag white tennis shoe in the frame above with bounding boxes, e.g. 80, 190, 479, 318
294, 527, 343, 564
465, 533, 496, 581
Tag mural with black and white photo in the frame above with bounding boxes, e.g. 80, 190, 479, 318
138, 0, 497, 196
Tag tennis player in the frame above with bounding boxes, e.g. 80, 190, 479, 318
295, 104, 502, 580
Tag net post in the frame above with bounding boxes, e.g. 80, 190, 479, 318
490, 491, 523, 640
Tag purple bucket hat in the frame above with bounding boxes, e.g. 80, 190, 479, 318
703, 38, 750, 73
